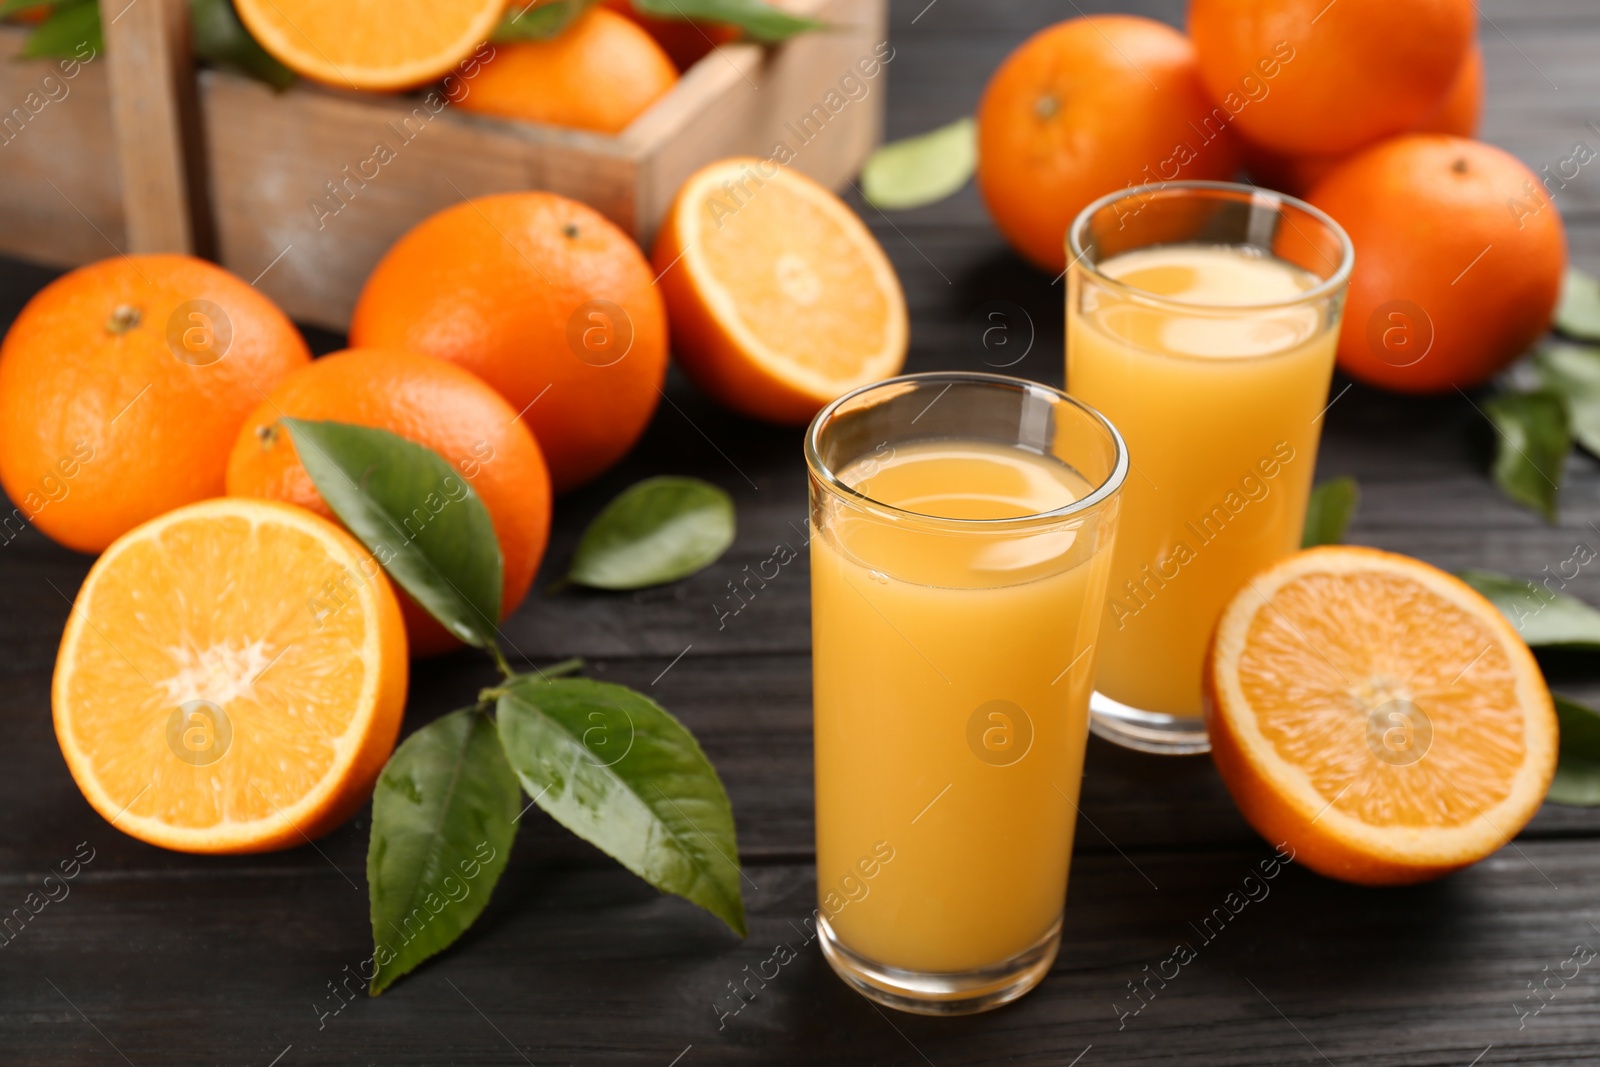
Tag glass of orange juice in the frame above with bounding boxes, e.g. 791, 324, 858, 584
1066, 181, 1354, 755
805, 372, 1128, 1014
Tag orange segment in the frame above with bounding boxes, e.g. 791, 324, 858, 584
654, 158, 908, 424
53, 498, 408, 853
1205, 546, 1557, 885
232, 0, 504, 91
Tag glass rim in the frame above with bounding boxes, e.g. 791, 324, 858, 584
1066, 180, 1355, 314
803, 370, 1130, 530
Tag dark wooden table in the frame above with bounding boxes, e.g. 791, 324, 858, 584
5, 1, 1600, 1063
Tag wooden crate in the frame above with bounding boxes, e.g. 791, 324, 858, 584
0, 0, 887, 330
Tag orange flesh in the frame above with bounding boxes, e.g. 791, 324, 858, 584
1236, 569, 1525, 829
57, 505, 386, 832
234, 0, 503, 89
695, 175, 898, 381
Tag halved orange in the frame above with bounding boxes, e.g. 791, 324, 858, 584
53, 498, 408, 853
233, 0, 505, 91
1205, 546, 1558, 885
653, 157, 909, 424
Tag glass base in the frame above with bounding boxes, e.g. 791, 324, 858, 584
817, 912, 1060, 1015
1088, 690, 1211, 755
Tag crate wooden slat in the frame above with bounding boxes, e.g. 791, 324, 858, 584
0, 26, 124, 269
100, 0, 210, 255
199, 0, 888, 329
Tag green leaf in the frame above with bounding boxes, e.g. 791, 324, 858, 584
568, 476, 734, 590
1534, 342, 1600, 456
1459, 569, 1600, 649
1482, 390, 1570, 522
1548, 695, 1600, 806
368, 709, 521, 995
1300, 476, 1360, 548
190, 0, 295, 90
19, 0, 101, 59
282, 418, 503, 648
1555, 267, 1600, 343
496, 677, 746, 936
860, 117, 976, 211
0, 0, 76, 17
630, 0, 821, 43
492, 0, 596, 41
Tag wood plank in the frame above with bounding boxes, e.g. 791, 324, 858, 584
199, 70, 639, 329
100, 0, 208, 254
0, 28, 125, 267
3, 610, 1595, 878
740, 0, 889, 195
626, 42, 768, 248
1, 842, 1596, 1064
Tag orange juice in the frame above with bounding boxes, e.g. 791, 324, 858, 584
811, 438, 1116, 974
1067, 243, 1337, 719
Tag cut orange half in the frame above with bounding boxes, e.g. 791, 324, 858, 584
1205, 546, 1557, 885
53, 498, 408, 853
233, 0, 505, 91
653, 157, 909, 424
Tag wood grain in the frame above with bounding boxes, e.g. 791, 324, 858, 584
99, 0, 208, 254
1, 846, 1596, 1065
1, 0, 1599, 1062
0, 27, 125, 267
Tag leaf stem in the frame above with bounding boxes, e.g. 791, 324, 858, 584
478, 657, 585, 706
532, 656, 584, 681
485, 637, 515, 680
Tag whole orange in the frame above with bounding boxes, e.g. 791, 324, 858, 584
350, 192, 667, 494
602, 0, 739, 71
1242, 41, 1483, 197
1307, 135, 1566, 393
976, 15, 1239, 273
454, 8, 677, 134
1415, 39, 1483, 138
1189, 0, 1475, 157
0, 254, 310, 554
225, 348, 552, 657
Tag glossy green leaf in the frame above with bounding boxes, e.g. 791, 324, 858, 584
861, 117, 975, 211
368, 710, 521, 995
493, 0, 596, 41
1300, 476, 1360, 548
1459, 569, 1600, 649
1555, 267, 1600, 343
496, 677, 746, 937
1482, 390, 1570, 522
283, 418, 503, 648
630, 0, 820, 42
1548, 695, 1600, 806
19, 0, 101, 59
1534, 342, 1600, 456
190, 0, 295, 90
569, 476, 734, 590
